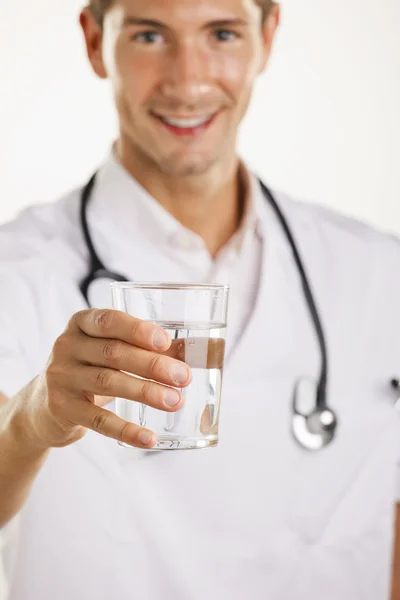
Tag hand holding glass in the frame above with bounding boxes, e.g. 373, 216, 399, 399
111, 283, 229, 450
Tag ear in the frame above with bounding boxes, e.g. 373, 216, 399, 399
259, 2, 281, 73
79, 7, 108, 79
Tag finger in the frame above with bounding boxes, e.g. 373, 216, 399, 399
94, 395, 115, 408
54, 365, 184, 412
64, 397, 157, 448
72, 337, 192, 388
71, 309, 171, 352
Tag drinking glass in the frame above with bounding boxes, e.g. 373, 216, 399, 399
111, 283, 230, 450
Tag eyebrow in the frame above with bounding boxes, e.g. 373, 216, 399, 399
122, 17, 249, 29
206, 19, 248, 28
123, 18, 167, 29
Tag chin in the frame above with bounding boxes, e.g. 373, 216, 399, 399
157, 153, 219, 177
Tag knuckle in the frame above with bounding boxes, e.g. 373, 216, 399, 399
52, 334, 70, 358
130, 317, 148, 343
48, 389, 66, 412
130, 317, 140, 338
91, 411, 110, 434
102, 340, 124, 362
95, 368, 115, 392
148, 354, 165, 377
119, 421, 132, 444
74, 309, 89, 321
94, 310, 115, 333
140, 380, 156, 403
68, 310, 88, 330
45, 362, 66, 386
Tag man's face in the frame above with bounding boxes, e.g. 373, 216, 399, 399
85, 0, 278, 176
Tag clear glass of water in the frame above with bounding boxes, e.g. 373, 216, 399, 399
110, 283, 230, 450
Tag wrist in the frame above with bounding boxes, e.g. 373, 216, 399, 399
1, 384, 51, 457
8, 410, 51, 458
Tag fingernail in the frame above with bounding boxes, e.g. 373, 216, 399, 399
139, 431, 154, 446
153, 330, 169, 350
164, 389, 180, 407
173, 364, 189, 385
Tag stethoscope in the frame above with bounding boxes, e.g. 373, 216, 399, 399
79, 171, 338, 451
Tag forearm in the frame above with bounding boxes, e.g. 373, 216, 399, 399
0, 393, 50, 528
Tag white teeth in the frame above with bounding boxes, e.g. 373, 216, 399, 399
160, 116, 211, 128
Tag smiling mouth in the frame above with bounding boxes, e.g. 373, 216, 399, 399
151, 112, 218, 137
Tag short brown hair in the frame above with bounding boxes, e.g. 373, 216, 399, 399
89, 0, 273, 25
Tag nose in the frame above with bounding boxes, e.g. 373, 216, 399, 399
160, 41, 213, 106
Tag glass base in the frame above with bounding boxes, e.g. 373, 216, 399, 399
118, 435, 218, 451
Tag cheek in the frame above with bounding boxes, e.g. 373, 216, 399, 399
107, 42, 159, 100
214, 53, 260, 105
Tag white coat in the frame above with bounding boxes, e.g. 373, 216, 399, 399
1, 152, 400, 600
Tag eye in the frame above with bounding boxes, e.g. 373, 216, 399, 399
132, 31, 164, 44
213, 30, 240, 42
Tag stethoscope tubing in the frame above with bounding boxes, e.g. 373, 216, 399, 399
78, 172, 336, 450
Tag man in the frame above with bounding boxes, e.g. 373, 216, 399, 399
0, 0, 399, 598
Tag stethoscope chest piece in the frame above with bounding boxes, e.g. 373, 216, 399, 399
292, 378, 338, 451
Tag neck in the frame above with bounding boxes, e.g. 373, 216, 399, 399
115, 138, 246, 258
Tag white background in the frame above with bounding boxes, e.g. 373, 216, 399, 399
0, 0, 399, 231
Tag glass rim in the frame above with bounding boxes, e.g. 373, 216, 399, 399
110, 281, 230, 291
